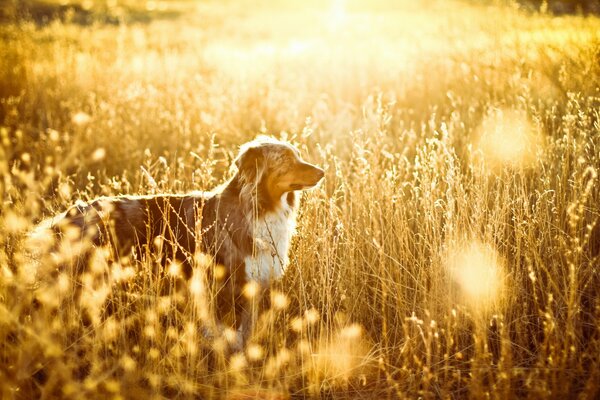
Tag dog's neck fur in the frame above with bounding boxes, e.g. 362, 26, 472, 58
243, 190, 297, 284
213, 173, 298, 284
225, 175, 298, 286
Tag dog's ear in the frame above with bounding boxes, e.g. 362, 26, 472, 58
235, 146, 265, 184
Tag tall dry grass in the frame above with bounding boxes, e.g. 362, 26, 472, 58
1, 0, 600, 398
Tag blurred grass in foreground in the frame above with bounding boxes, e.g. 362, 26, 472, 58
1, 0, 600, 398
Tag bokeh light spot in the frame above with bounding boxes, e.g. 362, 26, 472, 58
447, 241, 504, 307
476, 109, 543, 169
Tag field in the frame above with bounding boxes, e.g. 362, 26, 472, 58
1, 0, 600, 398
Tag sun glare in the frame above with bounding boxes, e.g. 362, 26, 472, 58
328, 0, 347, 30
447, 241, 504, 307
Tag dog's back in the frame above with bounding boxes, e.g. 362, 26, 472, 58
54, 193, 213, 277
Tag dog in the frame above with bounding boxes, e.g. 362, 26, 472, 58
37, 136, 324, 335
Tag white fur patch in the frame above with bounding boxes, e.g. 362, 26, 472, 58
245, 193, 296, 284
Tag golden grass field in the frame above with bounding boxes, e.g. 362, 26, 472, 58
1, 0, 600, 398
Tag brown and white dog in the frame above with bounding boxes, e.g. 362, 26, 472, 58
41, 136, 324, 333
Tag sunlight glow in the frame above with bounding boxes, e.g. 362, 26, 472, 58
91, 147, 106, 161
310, 323, 370, 385
246, 343, 265, 361
328, 0, 347, 30
167, 261, 182, 277
476, 109, 543, 169
447, 241, 504, 306
243, 281, 260, 299
270, 291, 289, 310
189, 273, 204, 295
71, 111, 91, 126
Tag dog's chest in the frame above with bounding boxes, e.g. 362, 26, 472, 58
245, 200, 296, 284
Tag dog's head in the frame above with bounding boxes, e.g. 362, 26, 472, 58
235, 136, 324, 201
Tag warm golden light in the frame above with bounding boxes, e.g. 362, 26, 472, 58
246, 343, 265, 361
167, 261, 182, 277
447, 241, 504, 306
5, 0, 598, 396
243, 281, 261, 299
71, 111, 91, 126
270, 290, 289, 310
476, 109, 543, 169
328, 0, 347, 30
309, 323, 370, 384
91, 148, 106, 161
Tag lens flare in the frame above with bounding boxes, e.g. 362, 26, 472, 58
447, 241, 504, 306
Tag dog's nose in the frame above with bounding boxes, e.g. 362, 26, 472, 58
315, 167, 325, 180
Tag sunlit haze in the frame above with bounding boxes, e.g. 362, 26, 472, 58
2, 0, 599, 398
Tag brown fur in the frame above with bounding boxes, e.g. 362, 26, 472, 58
46, 137, 324, 329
